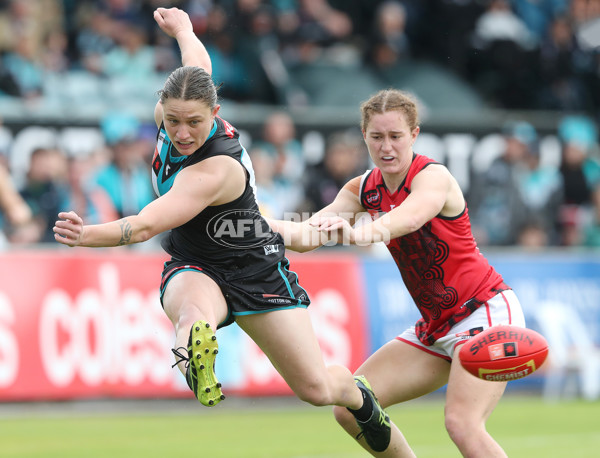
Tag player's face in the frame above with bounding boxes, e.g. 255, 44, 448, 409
363, 110, 419, 174
162, 99, 220, 155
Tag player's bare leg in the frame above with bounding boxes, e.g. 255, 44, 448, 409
333, 339, 450, 457
238, 305, 396, 450
445, 345, 508, 457
236, 307, 365, 408
162, 271, 229, 405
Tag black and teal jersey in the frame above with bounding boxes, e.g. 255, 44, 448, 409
151, 116, 284, 277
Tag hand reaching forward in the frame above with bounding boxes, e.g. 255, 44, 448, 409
310, 215, 355, 246
54, 211, 84, 247
153, 7, 193, 39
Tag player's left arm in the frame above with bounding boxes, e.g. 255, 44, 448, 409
153, 7, 211, 72
153, 7, 212, 127
335, 164, 458, 245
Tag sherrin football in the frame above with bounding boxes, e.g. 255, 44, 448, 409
458, 325, 549, 381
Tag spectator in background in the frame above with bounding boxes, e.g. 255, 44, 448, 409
472, 0, 537, 50
569, 0, 600, 32
557, 115, 600, 245
96, 18, 159, 80
250, 146, 288, 219
516, 218, 551, 250
1, 34, 44, 100
279, 0, 354, 65
62, 154, 118, 226
0, 0, 64, 98
17, 147, 68, 244
75, 9, 117, 68
254, 111, 305, 213
93, 112, 155, 219
581, 183, 600, 247
558, 115, 600, 205
365, 1, 411, 75
234, 2, 281, 103
41, 28, 70, 73
537, 14, 593, 112
302, 129, 367, 213
513, 125, 563, 245
468, 121, 537, 245
511, 0, 568, 41
470, 0, 539, 108
96, 0, 143, 24
201, 3, 260, 102
0, 0, 63, 55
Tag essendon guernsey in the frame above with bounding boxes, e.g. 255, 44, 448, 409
358, 154, 509, 345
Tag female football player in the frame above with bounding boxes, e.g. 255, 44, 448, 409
270, 89, 526, 457
53, 7, 390, 450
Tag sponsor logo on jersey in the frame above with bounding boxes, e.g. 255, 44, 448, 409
207, 209, 272, 248
365, 189, 381, 206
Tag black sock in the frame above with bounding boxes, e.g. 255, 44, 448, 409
347, 387, 373, 422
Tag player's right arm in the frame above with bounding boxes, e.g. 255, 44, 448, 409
153, 7, 212, 127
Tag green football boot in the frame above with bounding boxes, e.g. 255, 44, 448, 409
352, 375, 391, 452
172, 321, 225, 407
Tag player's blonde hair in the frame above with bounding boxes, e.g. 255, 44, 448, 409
360, 89, 419, 132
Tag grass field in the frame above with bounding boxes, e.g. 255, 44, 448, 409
0, 394, 598, 457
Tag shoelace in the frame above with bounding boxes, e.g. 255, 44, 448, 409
171, 346, 190, 369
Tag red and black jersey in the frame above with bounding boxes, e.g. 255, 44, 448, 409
359, 154, 509, 345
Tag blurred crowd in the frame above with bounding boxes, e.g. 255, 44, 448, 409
0, 0, 599, 251
0, 0, 599, 113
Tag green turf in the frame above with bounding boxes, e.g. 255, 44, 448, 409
0, 395, 598, 457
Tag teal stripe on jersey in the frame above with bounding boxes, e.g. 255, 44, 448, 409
207, 119, 217, 140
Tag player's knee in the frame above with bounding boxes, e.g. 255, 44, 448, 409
175, 312, 196, 336
444, 409, 479, 445
294, 381, 334, 406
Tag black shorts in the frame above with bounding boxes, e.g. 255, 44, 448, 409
160, 257, 311, 328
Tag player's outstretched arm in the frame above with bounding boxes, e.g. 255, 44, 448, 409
154, 7, 211, 74
266, 218, 328, 253
53, 211, 148, 247
267, 177, 366, 251
54, 156, 238, 248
